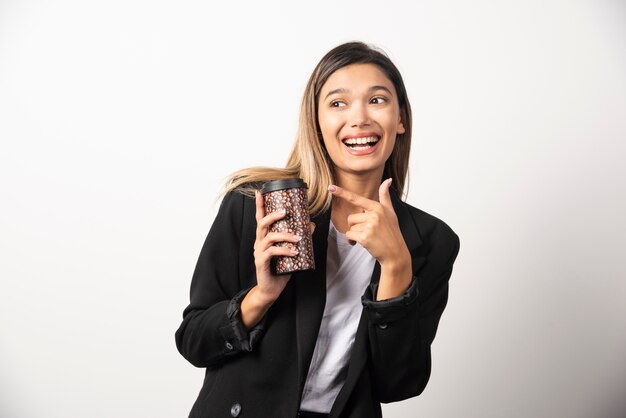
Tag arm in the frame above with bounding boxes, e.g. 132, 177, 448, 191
328, 181, 461, 401
175, 189, 303, 368
362, 225, 460, 402
175, 191, 261, 368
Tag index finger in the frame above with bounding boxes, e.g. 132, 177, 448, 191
328, 184, 379, 211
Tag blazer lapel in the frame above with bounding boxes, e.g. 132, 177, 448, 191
294, 207, 331, 398
390, 189, 423, 256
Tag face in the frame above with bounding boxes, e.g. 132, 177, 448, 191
317, 63, 405, 180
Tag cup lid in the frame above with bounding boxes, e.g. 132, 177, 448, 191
261, 178, 308, 194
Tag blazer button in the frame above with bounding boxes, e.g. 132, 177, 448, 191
378, 323, 388, 329
225, 341, 234, 350
230, 403, 241, 417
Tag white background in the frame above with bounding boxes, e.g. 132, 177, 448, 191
1, 0, 625, 417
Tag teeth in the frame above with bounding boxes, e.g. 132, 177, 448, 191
343, 136, 379, 145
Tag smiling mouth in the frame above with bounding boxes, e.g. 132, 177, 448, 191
342, 135, 381, 150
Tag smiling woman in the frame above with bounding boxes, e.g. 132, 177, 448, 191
175, 41, 460, 418
318, 64, 405, 181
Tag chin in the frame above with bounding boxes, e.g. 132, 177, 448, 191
338, 164, 385, 177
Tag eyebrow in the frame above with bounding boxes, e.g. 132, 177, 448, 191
323, 85, 393, 101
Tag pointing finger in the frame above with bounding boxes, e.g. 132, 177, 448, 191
328, 184, 378, 212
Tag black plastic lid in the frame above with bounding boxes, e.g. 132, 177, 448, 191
261, 178, 308, 194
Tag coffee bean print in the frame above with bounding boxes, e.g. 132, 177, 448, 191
262, 180, 315, 275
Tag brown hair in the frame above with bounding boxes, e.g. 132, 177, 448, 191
222, 41, 412, 217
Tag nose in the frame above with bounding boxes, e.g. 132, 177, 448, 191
348, 102, 371, 127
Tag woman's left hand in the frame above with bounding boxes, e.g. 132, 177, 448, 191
330, 179, 412, 300
329, 178, 411, 273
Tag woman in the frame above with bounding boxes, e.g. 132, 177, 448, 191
175, 41, 460, 418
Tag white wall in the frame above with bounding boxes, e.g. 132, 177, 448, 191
1, 1, 625, 417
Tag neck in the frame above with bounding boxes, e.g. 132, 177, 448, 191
335, 169, 384, 201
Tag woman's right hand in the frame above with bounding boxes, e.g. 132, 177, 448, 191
252, 190, 301, 303
240, 190, 310, 329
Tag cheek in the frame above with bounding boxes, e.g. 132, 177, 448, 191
319, 118, 339, 135
321, 133, 340, 155
382, 110, 401, 131
318, 114, 342, 143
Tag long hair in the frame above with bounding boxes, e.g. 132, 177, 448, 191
222, 41, 413, 217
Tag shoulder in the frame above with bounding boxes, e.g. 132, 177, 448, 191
219, 182, 262, 209
402, 201, 457, 238
401, 200, 460, 257
215, 183, 260, 230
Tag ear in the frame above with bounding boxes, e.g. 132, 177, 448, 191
397, 118, 405, 135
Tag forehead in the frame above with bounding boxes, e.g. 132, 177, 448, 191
320, 63, 396, 95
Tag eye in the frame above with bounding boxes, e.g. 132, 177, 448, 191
330, 100, 346, 108
370, 96, 387, 104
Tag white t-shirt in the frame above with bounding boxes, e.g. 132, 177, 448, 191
299, 221, 376, 413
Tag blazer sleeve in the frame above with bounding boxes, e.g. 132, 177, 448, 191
175, 191, 265, 368
361, 219, 460, 402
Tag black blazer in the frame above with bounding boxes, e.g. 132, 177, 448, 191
175, 188, 460, 418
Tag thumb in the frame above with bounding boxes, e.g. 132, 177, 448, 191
378, 178, 393, 209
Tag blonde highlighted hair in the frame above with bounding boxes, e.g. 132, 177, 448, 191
222, 41, 413, 217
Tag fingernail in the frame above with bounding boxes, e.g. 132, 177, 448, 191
293, 234, 302, 241
328, 185, 336, 193
279, 209, 286, 214
290, 249, 299, 255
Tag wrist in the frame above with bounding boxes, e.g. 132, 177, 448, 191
380, 249, 411, 277
378, 251, 412, 301
247, 286, 278, 310
379, 264, 412, 288
241, 286, 274, 329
